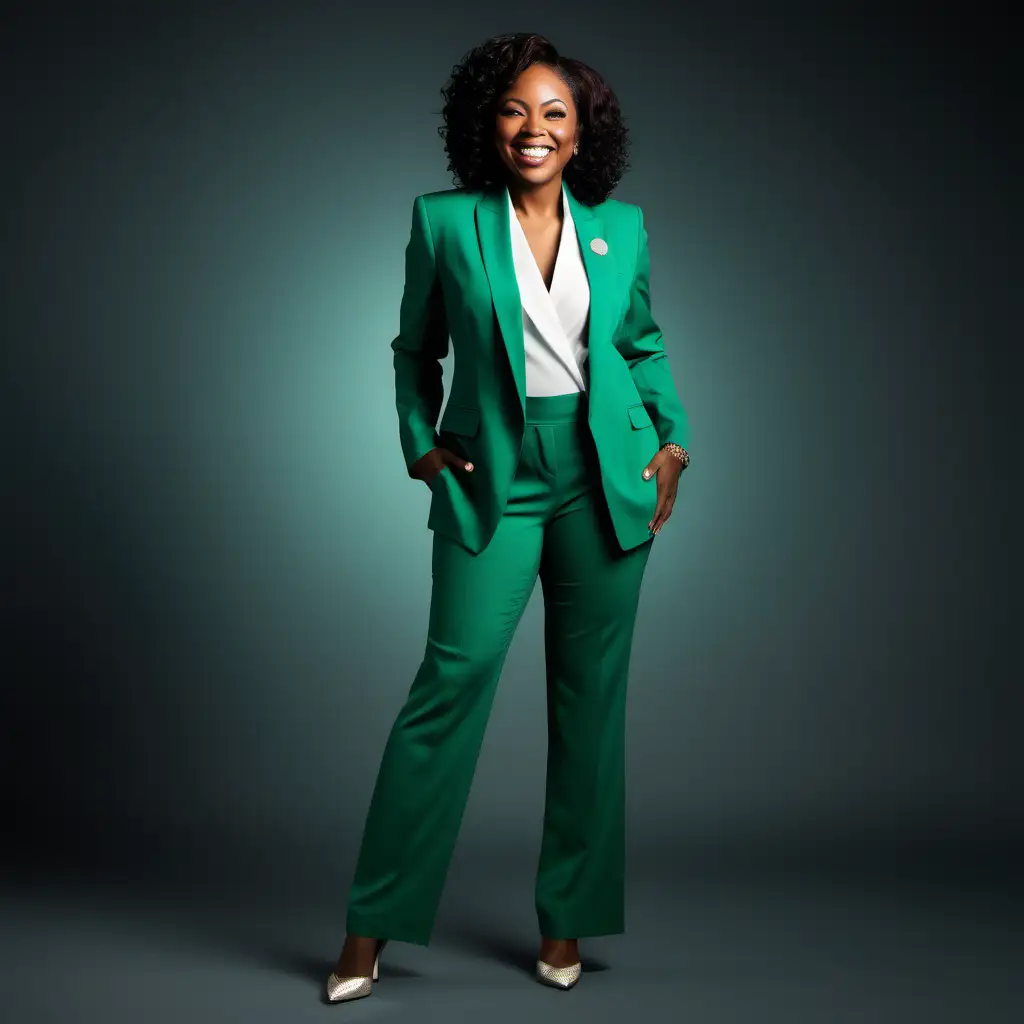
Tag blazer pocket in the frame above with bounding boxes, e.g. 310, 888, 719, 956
439, 403, 480, 438
627, 402, 653, 429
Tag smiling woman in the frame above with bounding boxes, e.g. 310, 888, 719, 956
437, 32, 630, 206
326, 30, 691, 1007
498, 68, 576, 186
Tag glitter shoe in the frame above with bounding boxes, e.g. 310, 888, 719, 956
535, 957, 582, 990
325, 938, 387, 1003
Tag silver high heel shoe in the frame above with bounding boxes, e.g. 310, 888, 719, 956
325, 938, 388, 1003
535, 958, 582, 990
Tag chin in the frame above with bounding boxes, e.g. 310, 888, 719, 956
516, 169, 557, 183
506, 162, 564, 186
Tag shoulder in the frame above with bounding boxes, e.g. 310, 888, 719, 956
589, 195, 644, 234
415, 186, 487, 218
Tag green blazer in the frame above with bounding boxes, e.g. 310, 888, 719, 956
392, 182, 690, 555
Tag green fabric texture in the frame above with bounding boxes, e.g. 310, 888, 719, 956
346, 392, 652, 945
391, 183, 690, 554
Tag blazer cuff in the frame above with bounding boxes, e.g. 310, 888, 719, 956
406, 432, 442, 474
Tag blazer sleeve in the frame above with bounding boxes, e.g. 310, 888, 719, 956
612, 205, 691, 451
391, 195, 450, 474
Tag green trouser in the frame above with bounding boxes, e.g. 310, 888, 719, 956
346, 391, 653, 945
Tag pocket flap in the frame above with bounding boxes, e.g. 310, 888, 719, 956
439, 403, 480, 438
627, 402, 653, 429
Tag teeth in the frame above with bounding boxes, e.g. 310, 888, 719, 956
518, 147, 551, 157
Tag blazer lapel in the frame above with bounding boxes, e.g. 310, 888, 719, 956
476, 182, 620, 414
563, 185, 620, 357
476, 187, 526, 412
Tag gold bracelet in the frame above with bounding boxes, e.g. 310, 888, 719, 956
659, 442, 690, 470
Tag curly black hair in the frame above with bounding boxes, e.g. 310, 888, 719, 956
438, 33, 630, 206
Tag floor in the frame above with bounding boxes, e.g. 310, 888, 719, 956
3, 858, 1020, 1023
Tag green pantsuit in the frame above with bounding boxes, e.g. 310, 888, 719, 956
343, 181, 691, 947
345, 392, 653, 945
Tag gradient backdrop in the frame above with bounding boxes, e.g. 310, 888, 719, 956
3, 3, 1019, 1021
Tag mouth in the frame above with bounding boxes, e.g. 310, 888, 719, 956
511, 143, 554, 167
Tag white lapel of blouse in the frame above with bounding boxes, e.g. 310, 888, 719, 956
507, 186, 586, 384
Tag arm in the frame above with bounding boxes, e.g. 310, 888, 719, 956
612, 205, 691, 451
391, 195, 449, 475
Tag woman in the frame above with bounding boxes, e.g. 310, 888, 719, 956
326, 32, 690, 1002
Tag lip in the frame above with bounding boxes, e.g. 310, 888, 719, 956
511, 144, 554, 167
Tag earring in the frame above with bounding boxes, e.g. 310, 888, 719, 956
573, 143, 578, 154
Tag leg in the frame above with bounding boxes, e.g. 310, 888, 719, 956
344, 509, 545, 948
534, 479, 653, 941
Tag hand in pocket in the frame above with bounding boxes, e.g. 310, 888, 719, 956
411, 447, 475, 489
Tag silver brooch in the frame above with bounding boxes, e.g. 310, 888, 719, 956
590, 237, 609, 256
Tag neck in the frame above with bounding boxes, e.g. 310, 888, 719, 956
507, 176, 564, 221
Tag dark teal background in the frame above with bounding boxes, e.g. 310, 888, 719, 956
2, 7, 1018, 1010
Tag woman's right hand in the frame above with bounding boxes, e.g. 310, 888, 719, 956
411, 447, 475, 488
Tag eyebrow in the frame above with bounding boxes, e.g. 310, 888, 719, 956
502, 96, 568, 107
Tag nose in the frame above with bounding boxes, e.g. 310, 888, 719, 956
523, 110, 547, 137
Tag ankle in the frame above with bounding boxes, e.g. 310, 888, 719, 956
539, 936, 580, 965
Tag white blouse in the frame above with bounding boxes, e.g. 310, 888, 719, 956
507, 183, 590, 396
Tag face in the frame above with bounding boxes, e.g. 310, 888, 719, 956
494, 63, 579, 188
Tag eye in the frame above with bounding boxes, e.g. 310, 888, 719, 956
500, 109, 524, 117
547, 110, 567, 118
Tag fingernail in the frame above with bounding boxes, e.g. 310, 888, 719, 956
465, 463, 474, 471
642, 469, 650, 479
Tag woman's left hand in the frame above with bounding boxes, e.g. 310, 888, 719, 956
643, 451, 683, 535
